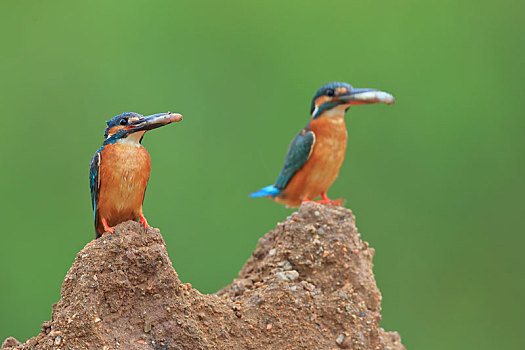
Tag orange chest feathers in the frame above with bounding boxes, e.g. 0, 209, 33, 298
97, 143, 151, 220
308, 115, 348, 169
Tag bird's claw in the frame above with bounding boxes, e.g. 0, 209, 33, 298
302, 196, 342, 206
314, 198, 342, 206
101, 218, 115, 234
139, 214, 150, 231
315, 194, 343, 206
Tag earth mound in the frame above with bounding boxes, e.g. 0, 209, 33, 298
2, 202, 404, 349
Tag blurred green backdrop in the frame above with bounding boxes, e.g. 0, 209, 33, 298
0, 1, 523, 349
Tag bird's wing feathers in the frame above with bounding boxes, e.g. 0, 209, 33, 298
89, 148, 101, 225
274, 128, 315, 189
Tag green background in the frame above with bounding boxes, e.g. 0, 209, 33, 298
0, 1, 523, 349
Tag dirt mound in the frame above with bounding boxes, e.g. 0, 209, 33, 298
2, 202, 404, 349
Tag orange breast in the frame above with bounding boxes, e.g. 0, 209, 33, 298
96, 143, 151, 231
277, 115, 347, 207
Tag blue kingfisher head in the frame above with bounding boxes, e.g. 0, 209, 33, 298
310, 82, 395, 119
103, 112, 183, 144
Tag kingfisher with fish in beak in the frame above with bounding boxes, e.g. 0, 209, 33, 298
250, 82, 395, 207
89, 112, 183, 238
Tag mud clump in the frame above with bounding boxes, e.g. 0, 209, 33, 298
2, 202, 404, 349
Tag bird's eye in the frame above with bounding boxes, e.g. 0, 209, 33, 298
326, 88, 335, 97
119, 118, 128, 125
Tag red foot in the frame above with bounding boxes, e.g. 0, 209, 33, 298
139, 214, 150, 230
301, 197, 312, 203
329, 198, 343, 206
314, 193, 342, 206
101, 218, 115, 234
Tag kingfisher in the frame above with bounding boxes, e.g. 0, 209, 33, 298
250, 82, 395, 207
89, 112, 183, 238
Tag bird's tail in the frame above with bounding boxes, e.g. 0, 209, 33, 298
249, 184, 281, 198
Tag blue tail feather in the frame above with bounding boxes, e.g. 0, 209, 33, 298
250, 185, 281, 198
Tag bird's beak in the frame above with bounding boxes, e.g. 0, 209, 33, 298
339, 88, 395, 105
125, 112, 183, 133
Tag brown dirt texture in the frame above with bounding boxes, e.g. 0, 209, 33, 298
2, 202, 405, 349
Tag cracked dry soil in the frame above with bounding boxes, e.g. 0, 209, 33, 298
2, 202, 404, 349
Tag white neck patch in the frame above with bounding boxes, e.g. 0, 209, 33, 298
324, 104, 350, 117
116, 131, 146, 145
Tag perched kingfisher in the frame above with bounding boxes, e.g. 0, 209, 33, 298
89, 112, 183, 238
250, 82, 395, 207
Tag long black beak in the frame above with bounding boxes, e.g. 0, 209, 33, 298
339, 88, 395, 105
125, 112, 183, 133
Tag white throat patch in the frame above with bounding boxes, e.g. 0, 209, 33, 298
325, 104, 350, 117
116, 131, 146, 145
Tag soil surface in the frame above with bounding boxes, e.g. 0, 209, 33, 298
2, 202, 404, 349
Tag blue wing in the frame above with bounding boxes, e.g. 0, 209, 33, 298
250, 127, 315, 198
89, 148, 102, 228
274, 128, 315, 189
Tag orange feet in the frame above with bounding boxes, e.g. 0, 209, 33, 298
139, 214, 150, 230
302, 194, 341, 206
315, 193, 342, 206
101, 217, 115, 234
